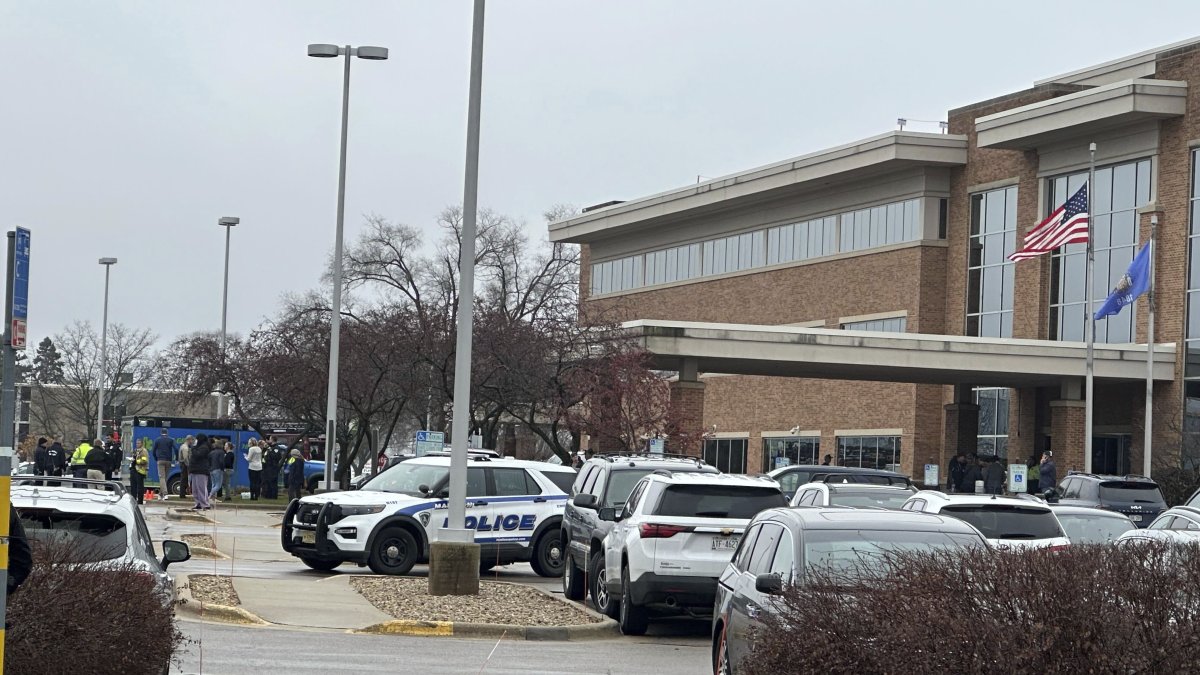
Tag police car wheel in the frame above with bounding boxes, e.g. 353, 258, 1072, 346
530, 530, 565, 577
368, 527, 418, 575
300, 557, 342, 572
562, 552, 585, 600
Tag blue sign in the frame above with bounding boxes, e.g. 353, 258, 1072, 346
12, 227, 29, 321
415, 430, 445, 457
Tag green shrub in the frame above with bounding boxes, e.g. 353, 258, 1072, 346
746, 543, 1200, 675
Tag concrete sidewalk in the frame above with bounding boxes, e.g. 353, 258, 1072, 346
231, 575, 391, 629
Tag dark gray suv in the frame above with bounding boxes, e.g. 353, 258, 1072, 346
1050, 473, 1166, 528
561, 453, 717, 616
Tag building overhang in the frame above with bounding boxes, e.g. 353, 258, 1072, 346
626, 320, 1175, 387
549, 131, 967, 244
976, 79, 1187, 150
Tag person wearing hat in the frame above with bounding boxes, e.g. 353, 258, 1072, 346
32, 437, 49, 476
84, 438, 108, 480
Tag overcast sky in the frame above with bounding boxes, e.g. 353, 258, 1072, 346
3, 1, 1199, 348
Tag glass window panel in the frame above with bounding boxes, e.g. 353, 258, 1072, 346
703, 241, 715, 275
739, 233, 753, 270
753, 230, 767, 267
1067, 172, 1087, 197
590, 265, 600, 295
1093, 213, 1111, 248
855, 211, 870, 250
623, 257, 634, 290
1112, 163, 1136, 211
860, 437, 879, 470
779, 225, 793, 263
664, 248, 677, 283
725, 235, 739, 271
767, 227, 780, 265
981, 266, 1002, 312
887, 203, 902, 242
1111, 210, 1136, 247
1092, 249, 1109, 296
689, 244, 702, 278
983, 233, 1004, 265
1191, 241, 1200, 291
1002, 264, 1015, 308
967, 268, 982, 315
1137, 160, 1152, 206
824, 217, 837, 254
1093, 167, 1113, 215
632, 255, 643, 288
1109, 247, 1133, 289
1000, 312, 1013, 338
1062, 253, 1085, 303
816, 219, 829, 256
871, 206, 886, 245
981, 313, 1002, 338
905, 200, 920, 240
795, 222, 809, 260
984, 190, 1005, 234
1107, 304, 1132, 343
600, 262, 611, 293
1193, 201, 1200, 237
996, 390, 1010, 435
970, 195, 983, 236
1190, 292, 1200, 340
840, 215, 853, 251
713, 238, 727, 274
1061, 303, 1084, 342
1004, 188, 1018, 230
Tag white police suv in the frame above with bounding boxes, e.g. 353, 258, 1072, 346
282, 455, 575, 576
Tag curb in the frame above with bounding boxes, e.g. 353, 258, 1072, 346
175, 574, 268, 626
185, 545, 229, 560
164, 508, 216, 524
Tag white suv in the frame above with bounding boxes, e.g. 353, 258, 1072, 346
282, 456, 576, 576
601, 472, 787, 635
901, 490, 1069, 550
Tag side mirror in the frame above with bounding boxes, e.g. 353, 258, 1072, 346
598, 507, 617, 522
573, 494, 599, 509
418, 484, 430, 496
160, 540, 191, 569
437, 489, 450, 499
1042, 488, 1059, 503
755, 573, 784, 595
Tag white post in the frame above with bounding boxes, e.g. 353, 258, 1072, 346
324, 45, 352, 492
1084, 143, 1096, 474
1144, 215, 1157, 478
219, 221, 232, 418
446, 0, 487, 539
97, 263, 113, 441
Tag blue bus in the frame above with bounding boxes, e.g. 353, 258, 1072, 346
122, 416, 330, 495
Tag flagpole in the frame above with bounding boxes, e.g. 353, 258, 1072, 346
1084, 142, 1096, 474
1144, 214, 1157, 478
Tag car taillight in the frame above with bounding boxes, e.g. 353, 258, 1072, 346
639, 523, 690, 538
1046, 544, 1071, 553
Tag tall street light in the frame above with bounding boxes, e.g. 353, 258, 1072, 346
218, 216, 239, 418
308, 43, 388, 490
96, 257, 117, 440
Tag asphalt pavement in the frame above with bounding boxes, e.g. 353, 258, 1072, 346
173, 620, 710, 675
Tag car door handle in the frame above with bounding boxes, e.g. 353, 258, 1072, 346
533, 497, 547, 503
472, 500, 489, 506
746, 604, 760, 620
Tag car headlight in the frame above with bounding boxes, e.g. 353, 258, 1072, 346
340, 504, 386, 517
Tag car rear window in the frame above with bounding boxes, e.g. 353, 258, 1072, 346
18, 508, 128, 561
1099, 482, 1165, 505
654, 485, 786, 519
832, 489, 914, 510
940, 505, 1064, 540
804, 529, 984, 579
539, 470, 575, 493
1055, 512, 1136, 544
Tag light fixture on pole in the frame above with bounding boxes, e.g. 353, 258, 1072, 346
97, 257, 117, 440
218, 217, 239, 418
308, 42, 389, 491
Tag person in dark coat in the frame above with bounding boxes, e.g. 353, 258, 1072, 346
104, 435, 122, 480
188, 434, 213, 510
958, 454, 983, 493
1039, 452, 1058, 493
284, 448, 305, 502
47, 436, 66, 476
33, 437, 49, 476
948, 453, 966, 493
983, 456, 1006, 495
84, 438, 108, 481
261, 444, 283, 499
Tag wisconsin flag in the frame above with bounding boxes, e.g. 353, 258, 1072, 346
1094, 243, 1152, 319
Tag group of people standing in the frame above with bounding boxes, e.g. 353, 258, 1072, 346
947, 451, 1058, 494
33, 434, 122, 481
148, 429, 297, 509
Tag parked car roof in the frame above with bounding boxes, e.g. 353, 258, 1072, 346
765, 506, 981, 533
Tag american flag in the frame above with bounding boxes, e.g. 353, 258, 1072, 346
1009, 182, 1089, 261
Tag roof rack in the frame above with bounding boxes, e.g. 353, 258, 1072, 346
816, 473, 912, 486
598, 452, 705, 467
12, 476, 128, 497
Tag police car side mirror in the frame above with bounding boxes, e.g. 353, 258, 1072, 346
573, 494, 598, 509
598, 507, 617, 522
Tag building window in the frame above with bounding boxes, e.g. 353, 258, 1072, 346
842, 316, 907, 332
762, 436, 819, 471
703, 438, 748, 474
1049, 158, 1152, 343
975, 387, 1009, 459
967, 186, 1016, 337
840, 199, 922, 253
836, 436, 902, 473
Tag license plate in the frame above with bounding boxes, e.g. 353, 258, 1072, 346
1129, 515, 1143, 523
712, 537, 739, 551
299, 530, 316, 544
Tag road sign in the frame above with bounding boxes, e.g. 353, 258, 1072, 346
11, 227, 28, 349
648, 438, 664, 455
415, 430, 445, 457
924, 463, 940, 487
1008, 463, 1027, 494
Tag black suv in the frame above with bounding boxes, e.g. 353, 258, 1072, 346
561, 453, 718, 616
1050, 473, 1166, 528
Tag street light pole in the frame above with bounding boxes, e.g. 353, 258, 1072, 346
97, 257, 117, 440
218, 217, 239, 418
307, 43, 388, 490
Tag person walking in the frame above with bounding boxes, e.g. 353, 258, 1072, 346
188, 433, 213, 510
152, 429, 175, 501
130, 440, 149, 504
983, 456, 1006, 495
222, 442, 236, 500
284, 448, 304, 502
178, 435, 193, 498
262, 442, 283, 499
70, 437, 91, 479
245, 439, 263, 500
85, 438, 108, 480
33, 437, 49, 476
208, 442, 226, 503
948, 453, 966, 493
1038, 451, 1058, 493
47, 435, 66, 476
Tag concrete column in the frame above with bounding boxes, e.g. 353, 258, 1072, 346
669, 380, 706, 457
943, 403, 980, 460
1007, 388, 1038, 463
1049, 399, 1087, 474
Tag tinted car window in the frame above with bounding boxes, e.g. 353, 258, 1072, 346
493, 468, 536, 496
539, 470, 575, 493
368, 463, 450, 496
771, 530, 795, 580
1098, 482, 1165, 505
572, 465, 596, 495
830, 488, 914, 510
747, 523, 783, 575
654, 485, 787, 519
1055, 512, 1135, 544
802, 529, 983, 579
605, 470, 655, 508
1149, 516, 1173, 530
19, 508, 128, 561
940, 505, 1064, 540
732, 524, 760, 572
1171, 516, 1200, 531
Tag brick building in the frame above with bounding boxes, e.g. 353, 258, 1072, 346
549, 37, 1200, 482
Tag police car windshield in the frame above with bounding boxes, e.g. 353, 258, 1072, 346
366, 462, 449, 496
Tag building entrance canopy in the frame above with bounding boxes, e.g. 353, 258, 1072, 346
627, 320, 1175, 388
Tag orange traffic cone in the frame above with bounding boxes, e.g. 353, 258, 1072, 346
145, 488, 156, 502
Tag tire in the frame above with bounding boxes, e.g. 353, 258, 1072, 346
367, 527, 419, 575
529, 529, 565, 577
166, 476, 181, 496
589, 551, 618, 618
715, 626, 732, 675
618, 564, 648, 635
300, 557, 342, 572
562, 550, 586, 600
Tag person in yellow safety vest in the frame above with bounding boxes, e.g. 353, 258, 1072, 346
70, 437, 91, 478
